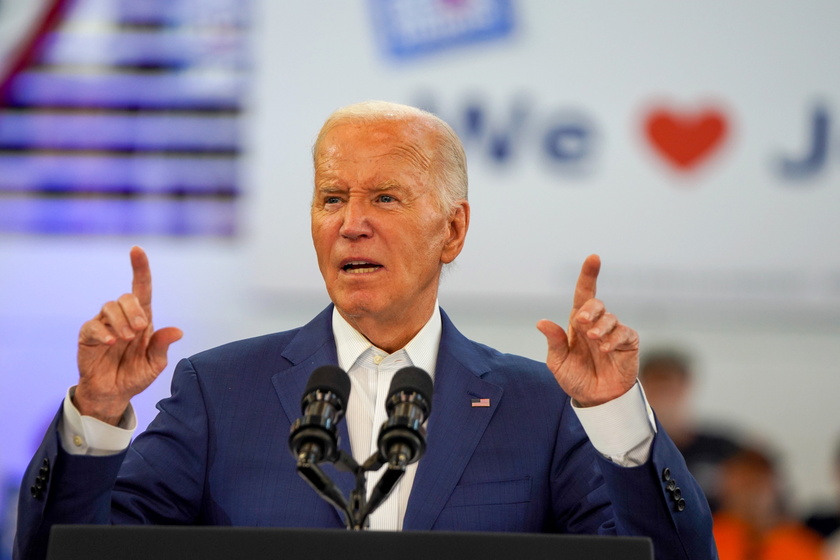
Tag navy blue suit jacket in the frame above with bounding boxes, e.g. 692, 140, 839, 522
15, 306, 716, 559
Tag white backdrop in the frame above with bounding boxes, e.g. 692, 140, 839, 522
247, 1, 840, 311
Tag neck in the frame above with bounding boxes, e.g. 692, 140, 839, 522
338, 303, 436, 353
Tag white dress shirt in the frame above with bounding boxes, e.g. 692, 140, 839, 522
59, 304, 656, 530
332, 305, 441, 530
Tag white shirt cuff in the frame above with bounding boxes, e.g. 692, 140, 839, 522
571, 382, 657, 466
60, 386, 136, 456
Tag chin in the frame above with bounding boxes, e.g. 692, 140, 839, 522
332, 292, 384, 319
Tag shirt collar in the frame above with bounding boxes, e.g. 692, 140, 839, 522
332, 304, 442, 380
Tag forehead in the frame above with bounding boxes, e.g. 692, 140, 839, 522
315, 118, 437, 178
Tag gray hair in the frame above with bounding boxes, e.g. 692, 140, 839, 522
312, 100, 468, 213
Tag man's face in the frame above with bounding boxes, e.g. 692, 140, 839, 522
311, 118, 465, 336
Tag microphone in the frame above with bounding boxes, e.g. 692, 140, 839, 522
377, 366, 434, 468
288, 365, 351, 465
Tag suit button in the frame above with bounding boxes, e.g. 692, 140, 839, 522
31, 479, 44, 499
40, 465, 50, 478
666, 479, 677, 492
676, 498, 686, 512
671, 487, 682, 500
43, 458, 50, 468
662, 468, 671, 482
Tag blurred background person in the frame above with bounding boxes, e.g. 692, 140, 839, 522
639, 349, 742, 512
713, 445, 826, 560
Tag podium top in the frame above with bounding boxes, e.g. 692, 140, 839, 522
47, 525, 652, 560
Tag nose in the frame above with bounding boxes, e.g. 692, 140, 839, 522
339, 197, 373, 240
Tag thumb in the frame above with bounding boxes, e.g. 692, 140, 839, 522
536, 319, 569, 368
147, 327, 183, 373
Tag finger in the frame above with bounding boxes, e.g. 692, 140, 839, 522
79, 318, 118, 346
584, 311, 618, 341
100, 299, 136, 340
146, 327, 183, 373
536, 319, 569, 365
594, 323, 639, 353
130, 246, 153, 317
573, 298, 605, 326
117, 292, 149, 331
571, 254, 601, 313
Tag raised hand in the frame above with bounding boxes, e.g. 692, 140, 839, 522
536, 255, 639, 407
74, 246, 183, 425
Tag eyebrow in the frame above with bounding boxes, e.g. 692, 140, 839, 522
315, 185, 345, 194
373, 181, 408, 194
315, 181, 408, 195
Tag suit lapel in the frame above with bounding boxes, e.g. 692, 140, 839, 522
270, 305, 355, 524
403, 310, 503, 530
271, 305, 338, 425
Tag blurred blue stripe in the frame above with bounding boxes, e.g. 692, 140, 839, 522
0, 197, 237, 235
8, 70, 245, 108
0, 153, 238, 192
68, 0, 252, 27
0, 112, 239, 150
40, 30, 250, 68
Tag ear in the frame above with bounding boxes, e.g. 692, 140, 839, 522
441, 200, 470, 264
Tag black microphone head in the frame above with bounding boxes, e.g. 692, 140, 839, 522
388, 366, 433, 414
302, 365, 351, 409
290, 365, 350, 463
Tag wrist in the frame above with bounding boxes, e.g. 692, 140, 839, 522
572, 387, 632, 408
72, 385, 129, 426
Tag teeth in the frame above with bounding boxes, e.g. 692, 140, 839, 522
343, 261, 381, 274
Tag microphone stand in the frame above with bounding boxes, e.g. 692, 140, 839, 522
295, 448, 407, 530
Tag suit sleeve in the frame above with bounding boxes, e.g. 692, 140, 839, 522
13, 357, 209, 560
13, 406, 127, 560
597, 420, 718, 559
549, 399, 717, 560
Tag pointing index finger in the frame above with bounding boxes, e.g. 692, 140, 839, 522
572, 254, 601, 313
130, 246, 153, 315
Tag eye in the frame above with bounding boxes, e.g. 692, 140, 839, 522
324, 196, 342, 205
377, 194, 396, 203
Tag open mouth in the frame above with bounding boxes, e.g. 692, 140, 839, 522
341, 261, 383, 274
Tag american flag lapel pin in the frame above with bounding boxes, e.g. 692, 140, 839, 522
471, 397, 491, 408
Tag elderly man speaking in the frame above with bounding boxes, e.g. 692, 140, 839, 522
15, 101, 716, 560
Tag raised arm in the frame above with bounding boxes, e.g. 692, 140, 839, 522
74, 246, 183, 424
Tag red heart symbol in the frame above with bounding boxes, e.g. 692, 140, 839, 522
0, 0, 68, 105
644, 107, 728, 171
